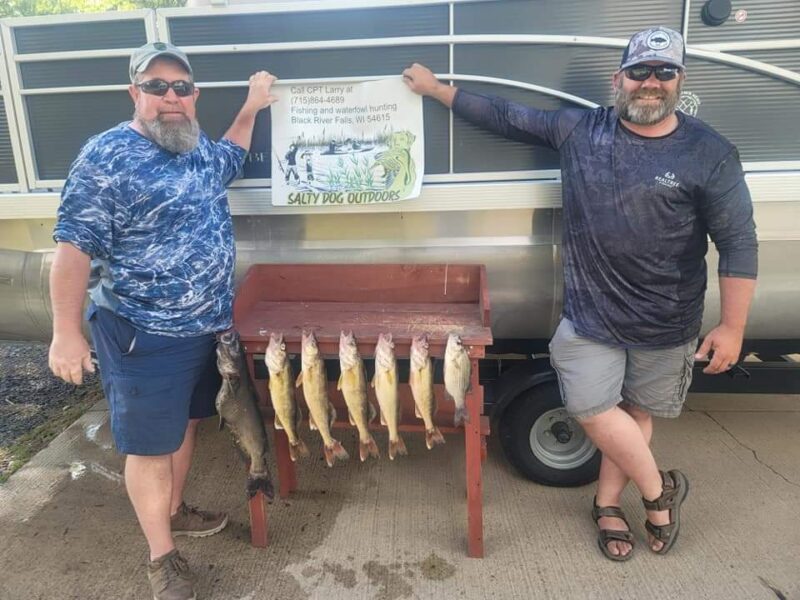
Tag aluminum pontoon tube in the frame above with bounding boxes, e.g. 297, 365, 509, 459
0, 248, 53, 342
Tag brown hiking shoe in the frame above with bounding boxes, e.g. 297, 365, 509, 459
147, 549, 196, 600
170, 502, 228, 538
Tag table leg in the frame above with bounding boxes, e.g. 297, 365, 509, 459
274, 429, 297, 498
248, 491, 268, 548
465, 358, 484, 558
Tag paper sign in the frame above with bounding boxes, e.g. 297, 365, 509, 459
271, 78, 424, 206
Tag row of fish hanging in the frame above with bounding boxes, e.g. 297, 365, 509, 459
265, 330, 472, 467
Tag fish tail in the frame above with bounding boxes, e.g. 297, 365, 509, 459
359, 436, 380, 462
323, 439, 349, 467
322, 446, 335, 467
291, 439, 310, 461
246, 471, 275, 501
389, 435, 408, 460
425, 427, 445, 450
454, 406, 470, 427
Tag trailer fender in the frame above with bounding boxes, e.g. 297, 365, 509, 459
487, 357, 557, 423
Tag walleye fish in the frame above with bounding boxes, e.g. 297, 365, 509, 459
444, 333, 472, 427
296, 330, 349, 467
265, 332, 310, 462
409, 334, 445, 449
371, 332, 407, 460
215, 329, 275, 500
337, 331, 379, 461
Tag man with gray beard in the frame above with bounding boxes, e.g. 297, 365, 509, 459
49, 42, 278, 599
403, 27, 757, 562
134, 102, 200, 155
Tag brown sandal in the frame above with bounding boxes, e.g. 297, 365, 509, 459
592, 497, 635, 562
643, 469, 690, 555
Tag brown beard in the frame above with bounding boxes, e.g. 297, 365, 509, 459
134, 109, 200, 154
614, 78, 682, 126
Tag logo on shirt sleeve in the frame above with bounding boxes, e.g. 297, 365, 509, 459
655, 171, 680, 189
677, 91, 702, 117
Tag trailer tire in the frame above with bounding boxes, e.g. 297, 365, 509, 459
499, 381, 600, 487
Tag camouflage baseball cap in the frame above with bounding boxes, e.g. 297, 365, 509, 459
619, 27, 685, 70
129, 42, 193, 82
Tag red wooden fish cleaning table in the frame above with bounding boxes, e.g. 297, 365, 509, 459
233, 263, 493, 557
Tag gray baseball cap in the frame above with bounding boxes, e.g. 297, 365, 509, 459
129, 42, 193, 82
619, 27, 685, 70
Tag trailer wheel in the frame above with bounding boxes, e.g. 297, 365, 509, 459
499, 381, 600, 486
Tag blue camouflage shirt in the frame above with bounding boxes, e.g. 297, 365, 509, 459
54, 123, 247, 337
453, 90, 758, 348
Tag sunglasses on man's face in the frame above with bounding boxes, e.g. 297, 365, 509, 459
136, 78, 195, 97
623, 64, 681, 82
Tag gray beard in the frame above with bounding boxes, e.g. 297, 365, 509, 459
614, 80, 681, 126
134, 110, 200, 154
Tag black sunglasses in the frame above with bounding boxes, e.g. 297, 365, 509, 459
623, 64, 681, 82
135, 78, 195, 97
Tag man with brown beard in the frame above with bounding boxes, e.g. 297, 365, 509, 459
403, 28, 757, 562
48, 42, 277, 599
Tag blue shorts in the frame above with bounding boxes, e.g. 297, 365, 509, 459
88, 304, 220, 456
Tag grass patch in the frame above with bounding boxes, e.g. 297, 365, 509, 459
0, 393, 97, 484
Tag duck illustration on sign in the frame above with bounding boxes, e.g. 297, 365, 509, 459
372, 131, 417, 197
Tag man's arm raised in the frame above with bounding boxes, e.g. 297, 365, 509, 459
402, 62, 578, 149
224, 71, 278, 151
402, 63, 457, 107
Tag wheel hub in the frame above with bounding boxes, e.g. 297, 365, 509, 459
549, 421, 572, 444
530, 407, 596, 470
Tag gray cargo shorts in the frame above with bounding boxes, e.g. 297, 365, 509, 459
549, 318, 696, 420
